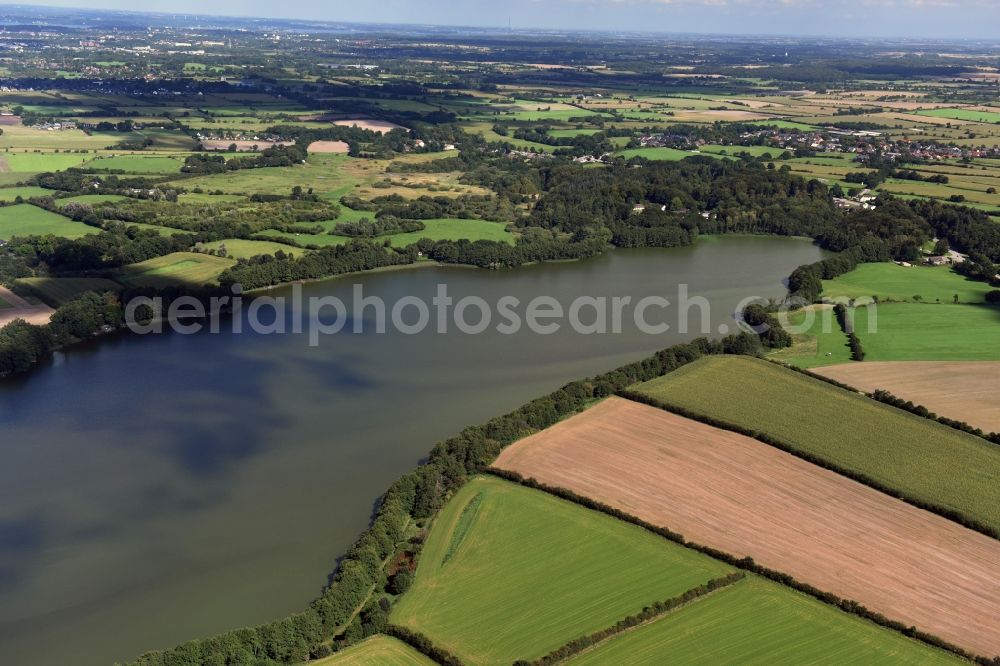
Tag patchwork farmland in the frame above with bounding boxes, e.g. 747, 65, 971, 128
631, 355, 1000, 533
565, 577, 961, 666
390, 476, 733, 665
815, 361, 1000, 434
494, 396, 1000, 656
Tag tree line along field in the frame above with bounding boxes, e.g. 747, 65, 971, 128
492, 396, 1000, 657
389, 475, 734, 665
631, 355, 1000, 534
565, 578, 960, 666
767, 304, 852, 368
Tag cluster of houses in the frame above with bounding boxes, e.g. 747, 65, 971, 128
30, 120, 77, 131
834, 189, 879, 211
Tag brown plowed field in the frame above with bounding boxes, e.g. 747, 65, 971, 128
493, 397, 1000, 657
815, 361, 1000, 434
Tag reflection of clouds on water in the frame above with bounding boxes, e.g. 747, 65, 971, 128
0, 237, 829, 666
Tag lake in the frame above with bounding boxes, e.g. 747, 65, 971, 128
0, 236, 825, 665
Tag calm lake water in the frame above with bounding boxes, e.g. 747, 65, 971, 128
0, 236, 824, 665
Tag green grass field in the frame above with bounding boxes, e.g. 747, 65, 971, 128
83, 155, 185, 173
0, 186, 53, 202
312, 636, 435, 666
117, 252, 233, 288
823, 263, 992, 304
566, 577, 961, 666
55, 194, 129, 207
699, 144, 786, 158
633, 355, 1000, 532
853, 303, 1000, 361
390, 476, 733, 665
768, 305, 852, 368
18, 277, 123, 306
916, 108, 1000, 124
615, 147, 704, 161
203, 238, 300, 259
260, 218, 513, 249
0, 204, 92, 239
746, 119, 817, 130
386, 218, 514, 247
0, 152, 91, 172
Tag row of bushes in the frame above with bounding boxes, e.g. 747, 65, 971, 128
833, 303, 866, 361
383, 625, 464, 666
617, 389, 999, 541
489, 469, 990, 663
517, 573, 746, 665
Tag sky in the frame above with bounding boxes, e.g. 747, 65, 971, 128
10, 0, 1000, 39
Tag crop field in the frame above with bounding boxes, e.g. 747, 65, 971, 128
313, 636, 434, 666
853, 303, 1000, 361
390, 475, 733, 665
202, 238, 299, 259
0, 152, 91, 172
815, 361, 1000, 433
631, 355, 1000, 533
18, 277, 123, 306
0, 204, 92, 239
83, 154, 185, 173
116, 252, 233, 288
768, 304, 851, 368
494, 397, 1000, 656
822, 263, 992, 304
566, 577, 961, 665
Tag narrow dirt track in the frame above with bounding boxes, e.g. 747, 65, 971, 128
815, 361, 1000, 433
494, 397, 1000, 657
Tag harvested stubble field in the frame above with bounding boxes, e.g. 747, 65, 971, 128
565, 577, 961, 665
390, 476, 732, 665
630, 356, 1000, 534
494, 397, 1000, 657
815, 361, 1000, 433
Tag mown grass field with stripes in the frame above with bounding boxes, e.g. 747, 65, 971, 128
565, 577, 962, 665
389, 476, 733, 665
313, 636, 434, 666
18, 276, 123, 306
116, 252, 233, 288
